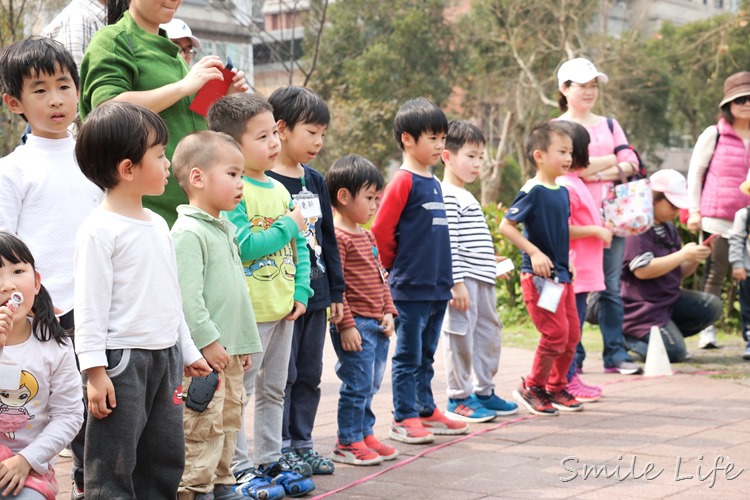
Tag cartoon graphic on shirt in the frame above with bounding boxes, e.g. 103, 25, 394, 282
302, 217, 325, 279
244, 211, 297, 283
0, 370, 38, 440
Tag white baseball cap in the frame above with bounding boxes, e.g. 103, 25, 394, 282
557, 58, 609, 91
650, 169, 690, 209
161, 18, 201, 49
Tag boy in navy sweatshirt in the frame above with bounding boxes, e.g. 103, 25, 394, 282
372, 97, 468, 444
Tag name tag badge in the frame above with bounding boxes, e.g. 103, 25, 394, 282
293, 190, 322, 219
537, 278, 564, 313
0, 359, 22, 391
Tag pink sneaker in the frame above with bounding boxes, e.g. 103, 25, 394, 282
566, 374, 602, 403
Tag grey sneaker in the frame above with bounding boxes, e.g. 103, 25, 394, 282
698, 325, 719, 349
743, 342, 750, 361
605, 360, 643, 375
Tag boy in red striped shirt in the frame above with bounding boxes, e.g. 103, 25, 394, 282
325, 154, 399, 466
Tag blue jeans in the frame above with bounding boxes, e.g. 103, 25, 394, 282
598, 235, 633, 367
624, 290, 722, 362
330, 317, 390, 444
567, 292, 589, 381
739, 277, 750, 340
392, 300, 448, 422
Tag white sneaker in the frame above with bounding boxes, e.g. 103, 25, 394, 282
698, 325, 718, 349
58, 446, 72, 458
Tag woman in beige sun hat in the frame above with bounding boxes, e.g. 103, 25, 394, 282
686, 71, 750, 348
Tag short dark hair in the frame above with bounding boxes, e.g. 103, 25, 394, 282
445, 120, 485, 154
0, 36, 79, 119
207, 93, 274, 143
525, 121, 571, 167
172, 131, 241, 191
325, 154, 385, 208
268, 86, 330, 130
393, 97, 448, 150
554, 121, 590, 169
76, 102, 169, 190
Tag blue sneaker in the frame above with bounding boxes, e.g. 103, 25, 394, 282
233, 467, 285, 500
259, 462, 316, 497
445, 397, 496, 423
470, 391, 519, 416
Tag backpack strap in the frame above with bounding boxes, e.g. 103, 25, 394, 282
607, 117, 614, 135
701, 125, 721, 188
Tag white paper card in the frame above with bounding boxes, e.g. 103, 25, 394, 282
537, 279, 564, 313
293, 192, 323, 219
0, 360, 22, 391
495, 259, 515, 276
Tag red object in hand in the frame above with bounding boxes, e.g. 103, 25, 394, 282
189, 67, 234, 117
702, 233, 719, 246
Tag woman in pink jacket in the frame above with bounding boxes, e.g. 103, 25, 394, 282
687, 72, 750, 348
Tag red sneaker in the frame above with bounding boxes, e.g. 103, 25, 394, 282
364, 434, 399, 460
419, 407, 470, 435
331, 440, 383, 465
547, 388, 584, 412
388, 417, 435, 444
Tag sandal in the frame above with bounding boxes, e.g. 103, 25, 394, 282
297, 447, 335, 475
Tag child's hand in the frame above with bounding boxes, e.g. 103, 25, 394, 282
180, 56, 224, 96
185, 358, 211, 377
202, 341, 230, 374
86, 367, 116, 419
0, 305, 14, 343
329, 302, 344, 324
687, 212, 701, 232
380, 314, 394, 337
0, 454, 31, 497
449, 282, 470, 312
241, 355, 252, 371
287, 204, 305, 231
570, 262, 577, 281
680, 242, 711, 263
339, 327, 362, 351
529, 250, 553, 278
733, 268, 747, 281
285, 301, 306, 321
597, 227, 613, 247
226, 67, 250, 95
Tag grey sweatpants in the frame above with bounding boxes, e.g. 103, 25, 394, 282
441, 278, 503, 400
234, 319, 294, 470
84, 346, 185, 499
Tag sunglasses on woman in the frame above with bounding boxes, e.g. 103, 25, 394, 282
733, 95, 750, 105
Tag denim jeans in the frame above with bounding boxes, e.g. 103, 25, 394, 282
392, 300, 448, 422
566, 292, 589, 381
740, 277, 750, 340
598, 235, 633, 367
330, 317, 390, 444
624, 289, 722, 362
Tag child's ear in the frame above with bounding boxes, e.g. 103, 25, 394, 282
2, 93, 24, 116
532, 149, 544, 164
117, 159, 135, 181
189, 167, 205, 188
33, 271, 42, 295
401, 131, 416, 148
336, 187, 351, 206
277, 119, 289, 140
441, 149, 452, 164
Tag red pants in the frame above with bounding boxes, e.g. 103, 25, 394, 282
520, 273, 580, 393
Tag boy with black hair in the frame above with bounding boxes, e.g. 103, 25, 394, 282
74, 101, 211, 497
267, 86, 344, 476
0, 35, 103, 498
371, 97, 467, 444
499, 121, 582, 417
325, 154, 399, 465
207, 93, 316, 497
171, 131, 268, 500
440, 121, 518, 423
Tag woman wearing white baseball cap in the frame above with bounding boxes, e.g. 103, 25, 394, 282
555, 57, 643, 380
161, 18, 201, 65
620, 169, 722, 363
686, 71, 750, 350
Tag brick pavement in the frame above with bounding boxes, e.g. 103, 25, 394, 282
55, 335, 750, 499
